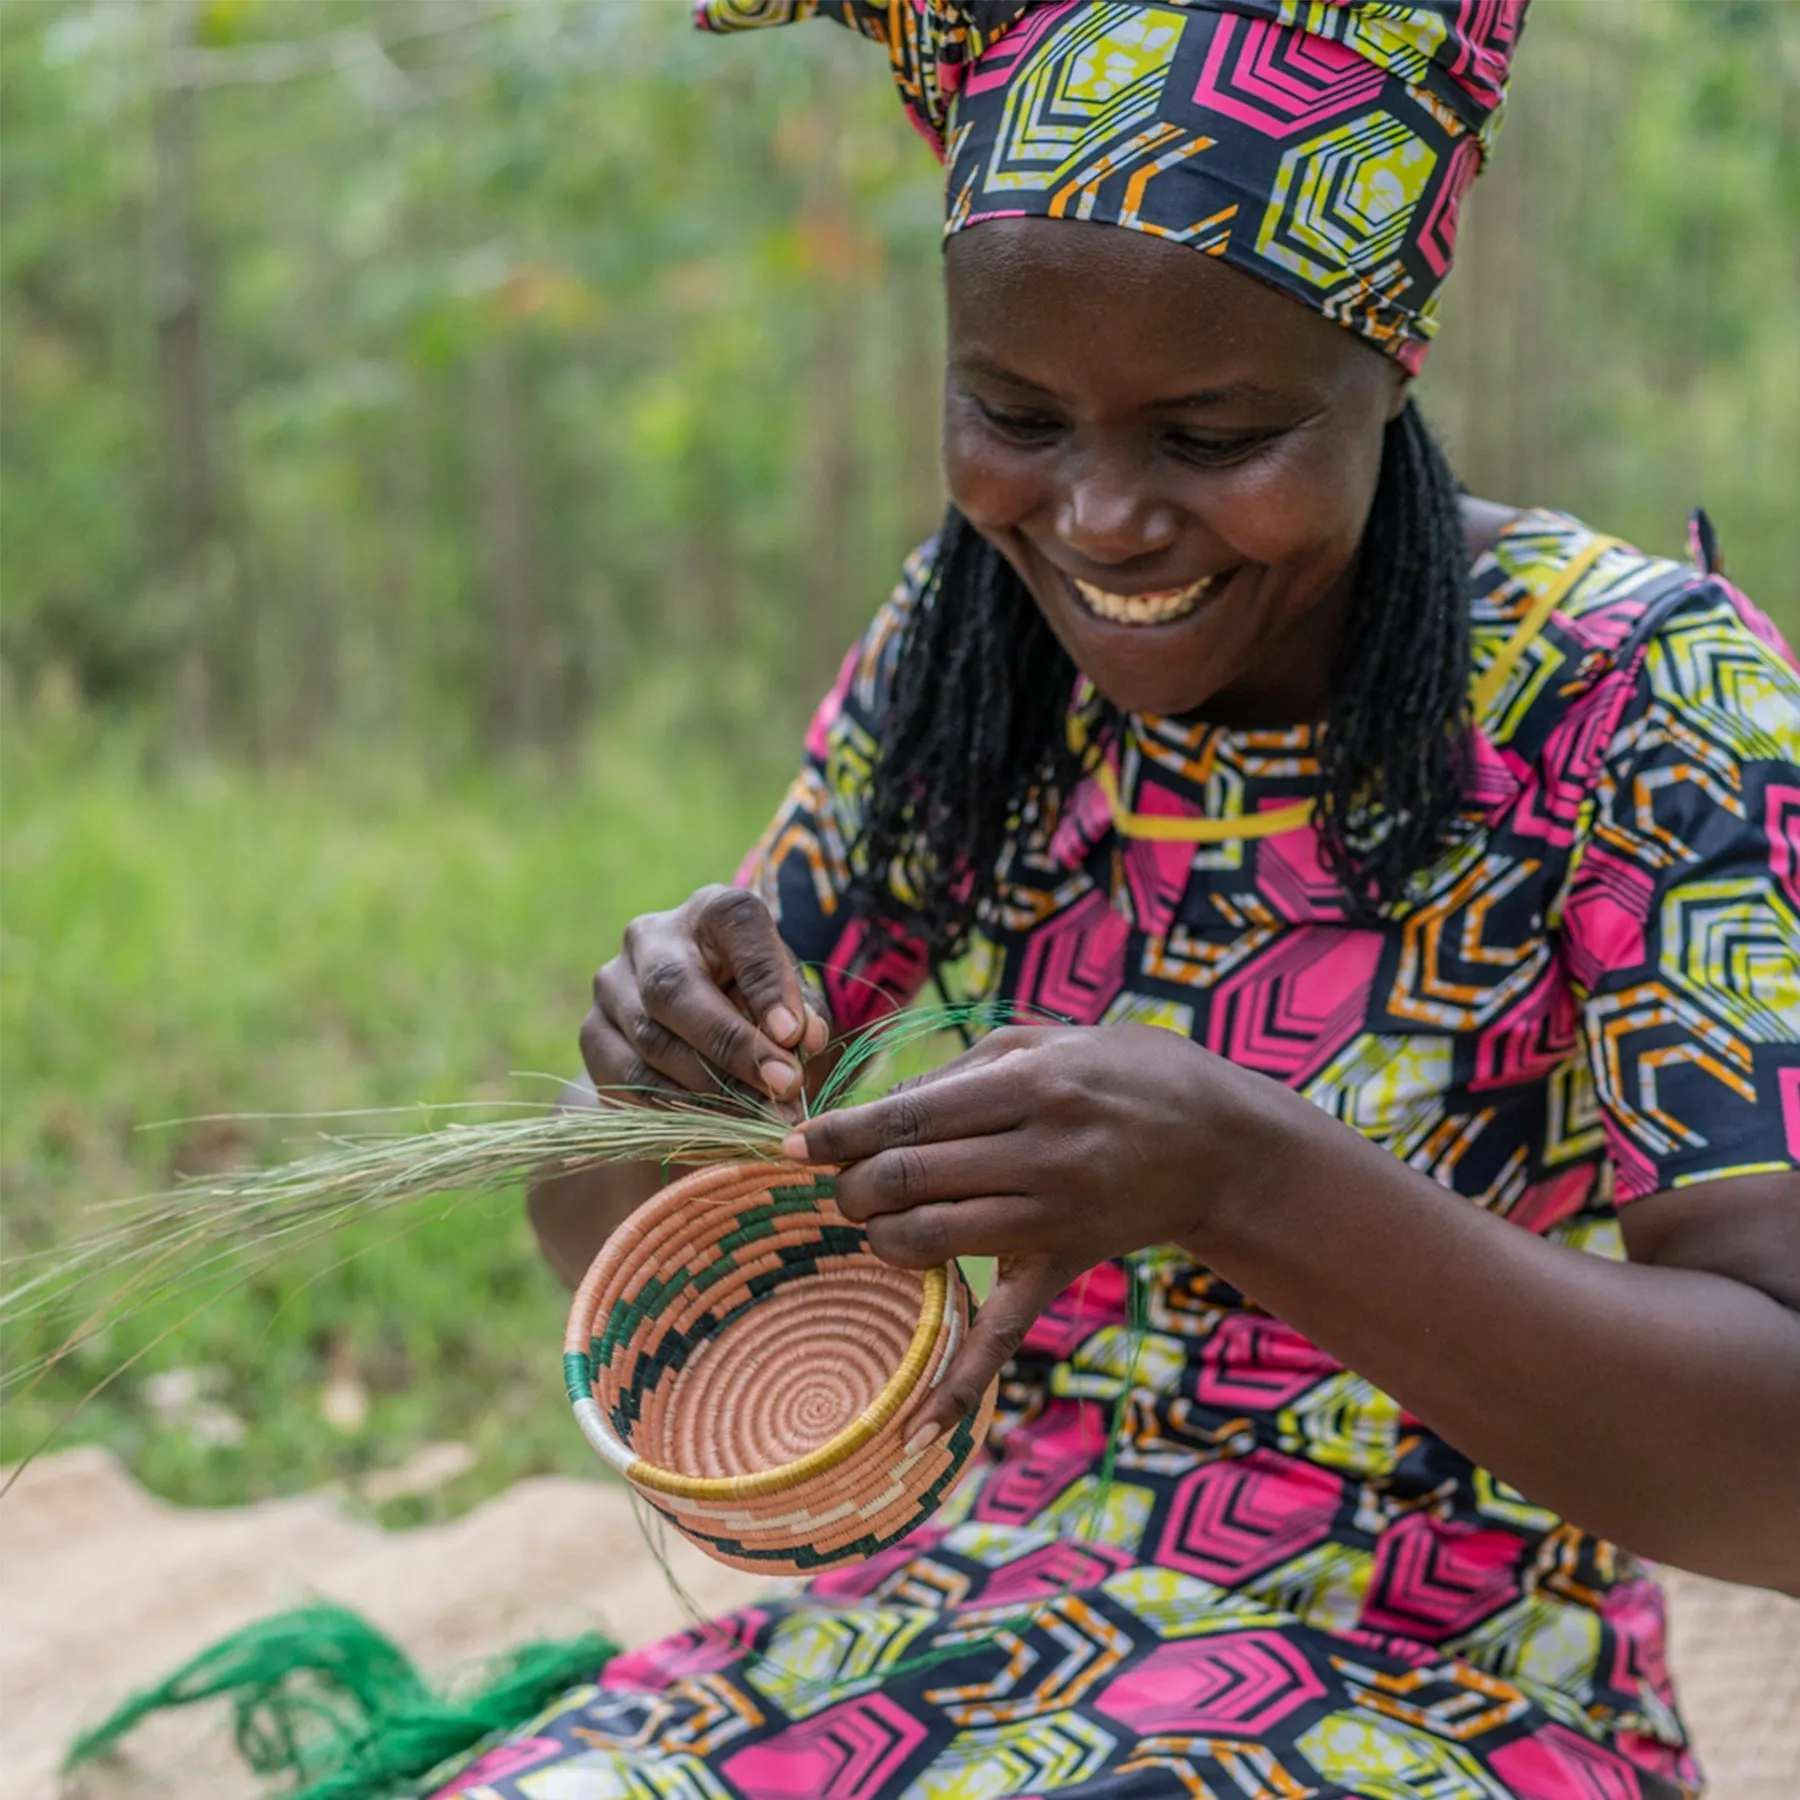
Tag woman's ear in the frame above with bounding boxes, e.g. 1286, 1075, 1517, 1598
1385, 366, 1414, 422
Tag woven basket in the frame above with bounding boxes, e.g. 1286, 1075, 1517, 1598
564, 1160, 997, 1575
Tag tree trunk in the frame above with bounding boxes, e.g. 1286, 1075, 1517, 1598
472, 336, 542, 751
152, 0, 215, 753
795, 51, 866, 701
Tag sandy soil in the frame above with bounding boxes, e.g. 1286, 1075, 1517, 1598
4, 1445, 1795, 1798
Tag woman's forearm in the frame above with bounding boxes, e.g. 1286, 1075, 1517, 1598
1187, 1090, 1800, 1591
528, 1155, 667, 1290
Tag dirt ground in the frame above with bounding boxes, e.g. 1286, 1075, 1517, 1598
4, 1445, 1796, 1798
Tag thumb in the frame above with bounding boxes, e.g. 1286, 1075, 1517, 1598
905, 1257, 1077, 1450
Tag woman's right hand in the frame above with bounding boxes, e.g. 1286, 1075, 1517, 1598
580, 885, 830, 1113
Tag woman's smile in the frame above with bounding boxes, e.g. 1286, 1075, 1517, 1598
1067, 568, 1221, 626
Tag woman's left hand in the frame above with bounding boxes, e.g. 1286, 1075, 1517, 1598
781, 1023, 1283, 1448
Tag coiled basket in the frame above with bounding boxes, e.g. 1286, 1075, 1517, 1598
564, 1160, 996, 1574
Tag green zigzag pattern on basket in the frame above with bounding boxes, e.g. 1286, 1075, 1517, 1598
639, 1405, 987, 1571
591, 1180, 836, 1368
595, 1184, 866, 1439
603, 1254, 870, 1436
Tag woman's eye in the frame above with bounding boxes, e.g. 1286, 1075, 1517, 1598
974, 399, 1061, 443
1164, 430, 1274, 468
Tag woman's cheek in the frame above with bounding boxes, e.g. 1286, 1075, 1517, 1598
943, 411, 1032, 529
1210, 438, 1371, 571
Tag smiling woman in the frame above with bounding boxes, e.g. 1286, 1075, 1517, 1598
520, 7, 1800, 1800
105, 3, 1800, 1798
517, 9, 1800, 1800
863, 221, 1477, 958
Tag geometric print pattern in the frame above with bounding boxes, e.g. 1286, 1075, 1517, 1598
425, 1277, 1699, 1798
418, 512, 1794, 1795
964, 2, 1502, 369
749, 510, 1800, 1212
698, 0, 1527, 370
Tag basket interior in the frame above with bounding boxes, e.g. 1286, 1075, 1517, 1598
588, 1178, 932, 1481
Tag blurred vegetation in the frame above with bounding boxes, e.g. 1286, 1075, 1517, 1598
2, 0, 1796, 1509
0, 708, 763, 1510
2, 0, 946, 766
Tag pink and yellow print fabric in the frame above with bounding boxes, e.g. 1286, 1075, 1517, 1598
749, 512, 1800, 1210
424, 520, 1796, 1798
697, 0, 1528, 369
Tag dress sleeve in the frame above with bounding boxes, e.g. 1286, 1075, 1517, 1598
1562, 580, 1800, 1200
734, 547, 935, 1034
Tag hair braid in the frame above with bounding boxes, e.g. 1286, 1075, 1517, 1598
851, 398, 1471, 954
1315, 400, 1473, 915
848, 513, 1105, 951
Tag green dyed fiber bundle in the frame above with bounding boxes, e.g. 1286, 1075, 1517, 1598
65, 1602, 614, 1800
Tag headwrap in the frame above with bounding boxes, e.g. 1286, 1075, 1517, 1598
698, 1, 1527, 371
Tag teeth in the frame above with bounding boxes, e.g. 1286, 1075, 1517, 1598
1072, 573, 1214, 625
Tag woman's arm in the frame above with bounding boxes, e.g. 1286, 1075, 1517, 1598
787, 1025, 1800, 1593
532, 563, 946, 1287
528, 1019, 844, 1289
528, 886, 835, 1290
1190, 1072, 1800, 1591
526, 1081, 668, 1290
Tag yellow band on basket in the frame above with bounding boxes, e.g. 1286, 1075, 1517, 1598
623, 1264, 948, 1502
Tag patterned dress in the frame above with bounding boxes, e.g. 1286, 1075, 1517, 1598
437, 512, 1800, 1800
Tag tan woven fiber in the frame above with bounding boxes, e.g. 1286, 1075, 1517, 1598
566, 1161, 997, 1575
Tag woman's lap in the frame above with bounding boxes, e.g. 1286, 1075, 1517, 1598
423, 1514, 1691, 1800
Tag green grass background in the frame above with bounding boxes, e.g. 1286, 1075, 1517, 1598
1, 707, 777, 1520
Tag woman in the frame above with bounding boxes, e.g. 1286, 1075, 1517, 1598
513, 3, 1800, 1796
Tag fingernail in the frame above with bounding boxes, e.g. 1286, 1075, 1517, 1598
781, 1130, 809, 1163
760, 1059, 798, 1096
766, 1005, 799, 1045
905, 1422, 941, 1455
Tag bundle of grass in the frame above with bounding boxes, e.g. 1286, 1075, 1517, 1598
0, 1003, 1010, 1497
32, 1001, 1162, 1796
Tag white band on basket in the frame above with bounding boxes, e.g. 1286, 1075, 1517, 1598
572, 1394, 639, 1479
928, 1284, 963, 1389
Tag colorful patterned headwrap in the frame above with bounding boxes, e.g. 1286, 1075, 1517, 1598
698, 1, 1527, 371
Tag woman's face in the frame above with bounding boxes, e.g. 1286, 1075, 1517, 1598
943, 219, 1408, 724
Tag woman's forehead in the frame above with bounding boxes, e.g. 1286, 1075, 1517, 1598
944, 218, 1385, 402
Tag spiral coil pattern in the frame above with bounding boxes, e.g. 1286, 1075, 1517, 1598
565, 1161, 996, 1574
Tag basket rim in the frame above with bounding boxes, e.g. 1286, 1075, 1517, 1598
564, 1159, 951, 1502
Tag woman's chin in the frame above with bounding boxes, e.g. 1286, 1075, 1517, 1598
1048, 610, 1236, 720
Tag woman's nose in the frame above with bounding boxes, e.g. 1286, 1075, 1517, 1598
1054, 456, 1180, 567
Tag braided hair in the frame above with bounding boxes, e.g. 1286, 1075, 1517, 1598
849, 398, 1471, 952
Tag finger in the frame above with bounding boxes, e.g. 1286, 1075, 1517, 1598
577, 1007, 691, 1106
905, 1259, 1076, 1447
628, 931, 802, 1100
783, 1064, 1025, 1167
592, 960, 727, 1097
732, 957, 831, 1056
865, 1196, 1044, 1268
887, 1026, 1032, 1088
872, 1029, 1023, 1107
833, 1139, 1027, 1226
694, 888, 810, 1050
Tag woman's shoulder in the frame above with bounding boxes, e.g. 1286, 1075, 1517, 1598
1470, 507, 1798, 759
